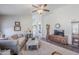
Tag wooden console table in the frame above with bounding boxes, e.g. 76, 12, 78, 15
48, 35, 68, 45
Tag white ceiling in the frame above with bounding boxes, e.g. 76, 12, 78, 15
0, 4, 78, 16
0, 4, 32, 16
47, 4, 67, 10
44, 4, 68, 14
0, 4, 67, 16
43, 4, 79, 15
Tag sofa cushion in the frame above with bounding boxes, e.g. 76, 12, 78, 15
11, 34, 18, 40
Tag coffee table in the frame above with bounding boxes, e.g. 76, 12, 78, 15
26, 38, 39, 50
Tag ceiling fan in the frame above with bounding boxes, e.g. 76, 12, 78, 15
32, 4, 50, 14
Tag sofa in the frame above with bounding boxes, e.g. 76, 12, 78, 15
0, 36, 27, 55
0, 40, 18, 54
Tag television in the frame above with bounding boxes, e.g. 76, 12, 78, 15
54, 30, 64, 36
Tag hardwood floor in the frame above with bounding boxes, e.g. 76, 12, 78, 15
42, 38, 79, 53
19, 39, 78, 55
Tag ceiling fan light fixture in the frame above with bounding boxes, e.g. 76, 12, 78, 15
32, 4, 49, 15
37, 10, 43, 14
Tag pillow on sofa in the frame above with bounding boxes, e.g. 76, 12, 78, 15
11, 34, 18, 40
17, 37, 26, 47
18, 34, 23, 38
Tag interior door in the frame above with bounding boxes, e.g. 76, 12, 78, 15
72, 23, 79, 35
72, 22, 79, 46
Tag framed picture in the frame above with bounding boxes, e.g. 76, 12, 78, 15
46, 24, 50, 29
55, 23, 61, 29
14, 26, 21, 31
15, 21, 20, 26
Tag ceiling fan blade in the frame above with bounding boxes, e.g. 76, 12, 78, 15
44, 4, 47, 7
32, 5, 38, 8
40, 4, 47, 9
32, 10, 37, 13
38, 4, 42, 7
38, 4, 47, 7
44, 9, 50, 12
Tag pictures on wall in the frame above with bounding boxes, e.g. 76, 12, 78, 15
14, 26, 21, 31
46, 24, 50, 35
15, 21, 20, 26
38, 24, 41, 33
55, 23, 61, 29
14, 21, 21, 31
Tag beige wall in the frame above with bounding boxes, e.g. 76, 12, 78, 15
1, 15, 32, 36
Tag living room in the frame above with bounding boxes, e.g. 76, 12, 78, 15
0, 4, 79, 55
